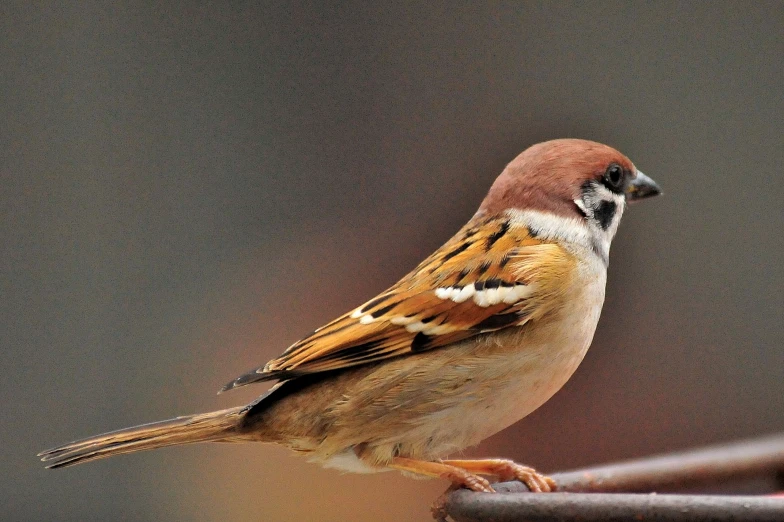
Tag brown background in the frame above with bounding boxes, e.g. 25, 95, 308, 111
4, 2, 783, 521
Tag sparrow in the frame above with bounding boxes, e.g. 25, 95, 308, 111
40, 139, 661, 499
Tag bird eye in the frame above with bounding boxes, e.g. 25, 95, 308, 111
603, 163, 624, 191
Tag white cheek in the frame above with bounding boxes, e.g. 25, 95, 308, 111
602, 193, 626, 239
576, 185, 627, 263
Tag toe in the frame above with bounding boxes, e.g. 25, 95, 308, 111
464, 474, 495, 493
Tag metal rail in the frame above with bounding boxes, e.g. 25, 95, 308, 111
446, 492, 784, 522
444, 432, 784, 521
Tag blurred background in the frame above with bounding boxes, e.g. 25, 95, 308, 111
3, 2, 783, 521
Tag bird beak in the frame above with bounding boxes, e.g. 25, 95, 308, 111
626, 171, 662, 202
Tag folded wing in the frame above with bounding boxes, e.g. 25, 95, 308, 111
221, 215, 575, 392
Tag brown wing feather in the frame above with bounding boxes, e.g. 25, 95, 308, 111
220, 215, 576, 392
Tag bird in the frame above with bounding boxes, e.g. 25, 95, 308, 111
40, 138, 661, 499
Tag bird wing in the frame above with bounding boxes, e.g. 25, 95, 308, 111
221, 215, 576, 392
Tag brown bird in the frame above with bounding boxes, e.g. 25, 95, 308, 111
40, 139, 661, 499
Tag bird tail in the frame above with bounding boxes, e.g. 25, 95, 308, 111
39, 406, 247, 469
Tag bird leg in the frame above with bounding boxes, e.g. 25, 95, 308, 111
441, 458, 556, 492
388, 457, 495, 493
386, 457, 495, 522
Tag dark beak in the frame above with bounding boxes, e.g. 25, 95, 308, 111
626, 171, 662, 202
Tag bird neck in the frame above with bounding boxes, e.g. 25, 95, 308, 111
503, 208, 615, 267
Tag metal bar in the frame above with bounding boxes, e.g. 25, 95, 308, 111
555, 432, 784, 493
446, 492, 784, 522
443, 433, 784, 521
491, 432, 784, 494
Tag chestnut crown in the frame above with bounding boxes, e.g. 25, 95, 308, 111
479, 139, 652, 218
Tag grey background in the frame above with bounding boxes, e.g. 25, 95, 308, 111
3, 2, 783, 521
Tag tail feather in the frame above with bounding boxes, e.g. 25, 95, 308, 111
39, 406, 246, 469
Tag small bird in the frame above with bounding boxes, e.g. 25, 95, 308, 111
40, 139, 660, 498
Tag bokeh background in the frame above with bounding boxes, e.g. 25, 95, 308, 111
3, 2, 783, 520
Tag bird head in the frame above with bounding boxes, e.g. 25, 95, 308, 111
479, 139, 661, 263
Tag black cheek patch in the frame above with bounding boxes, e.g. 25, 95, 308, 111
594, 200, 617, 230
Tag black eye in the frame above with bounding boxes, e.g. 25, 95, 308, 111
603, 163, 624, 191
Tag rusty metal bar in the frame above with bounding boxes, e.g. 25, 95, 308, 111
446, 492, 784, 522
444, 433, 784, 521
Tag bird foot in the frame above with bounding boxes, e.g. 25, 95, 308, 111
385, 456, 557, 519
386, 457, 495, 520
441, 458, 556, 492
